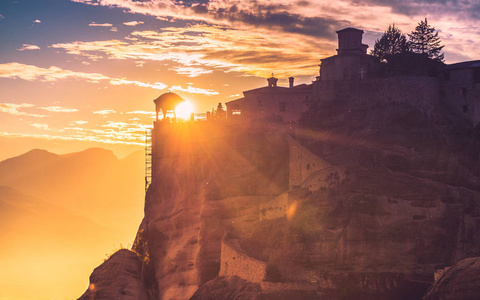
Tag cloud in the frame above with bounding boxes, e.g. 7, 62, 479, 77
126, 111, 155, 115
0, 103, 46, 118
0, 62, 111, 82
51, 25, 331, 77
30, 123, 49, 130
0, 14, 5, 20
110, 27, 118, 32
0, 62, 169, 90
170, 85, 219, 95
89, 22, 113, 27
109, 78, 167, 90
70, 0, 480, 64
93, 109, 116, 115
71, 120, 89, 125
17, 44, 41, 51
168, 66, 213, 77
33, 19, 41, 23
123, 21, 144, 26
39, 106, 79, 113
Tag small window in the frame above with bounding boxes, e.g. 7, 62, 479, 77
258, 100, 263, 107
279, 102, 286, 112
474, 68, 480, 83
306, 163, 310, 170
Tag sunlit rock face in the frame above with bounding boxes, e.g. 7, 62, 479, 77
142, 122, 289, 299
137, 84, 480, 299
78, 249, 148, 300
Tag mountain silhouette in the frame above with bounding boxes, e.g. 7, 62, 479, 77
0, 148, 145, 233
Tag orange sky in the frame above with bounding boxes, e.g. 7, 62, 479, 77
1, 0, 480, 160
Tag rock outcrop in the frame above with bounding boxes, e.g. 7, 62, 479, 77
78, 249, 148, 300
424, 257, 480, 300
133, 89, 480, 299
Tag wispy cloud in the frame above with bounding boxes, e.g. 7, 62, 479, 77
93, 109, 116, 115
51, 25, 330, 77
109, 79, 167, 90
71, 120, 88, 125
17, 44, 41, 51
170, 85, 218, 96
0, 62, 111, 82
70, 0, 480, 64
169, 66, 213, 77
39, 106, 79, 113
89, 22, 113, 27
0, 103, 46, 118
123, 21, 144, 26
126, 111, 155, 115
0, 62, 169, 91
30, 123, 49, 130
33, 19, 41, 23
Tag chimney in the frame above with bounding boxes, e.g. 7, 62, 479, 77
289, 77, 294, 88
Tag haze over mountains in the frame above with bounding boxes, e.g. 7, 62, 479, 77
0, 148, 145, 300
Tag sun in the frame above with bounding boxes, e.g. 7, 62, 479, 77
175, 101, 194, 121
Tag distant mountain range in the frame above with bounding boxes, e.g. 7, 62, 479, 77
0, 148, 145, 300
0, 147, 145, 231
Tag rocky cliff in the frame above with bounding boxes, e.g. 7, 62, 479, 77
89, 77, 480, 299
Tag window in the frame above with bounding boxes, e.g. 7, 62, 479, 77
474, 68, 480, 83
258, 100, 263, 107
279, 102, 286, 112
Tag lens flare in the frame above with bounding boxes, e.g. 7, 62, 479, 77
175, 101, 194, 121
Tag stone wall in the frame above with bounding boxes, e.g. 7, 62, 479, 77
219, 236, 267, 283
259, 192, 288, 221
300, 166, 346, 192
315, 77, 440, 112
288, 136, 333, 189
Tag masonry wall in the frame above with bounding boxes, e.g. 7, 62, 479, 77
288, 136, 333, 189
314, 77, 440, 112
259, 192, 288, 221
219, 236, 267, 283
441, 68, 480, 126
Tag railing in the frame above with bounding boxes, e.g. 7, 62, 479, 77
145, 130, 152, 192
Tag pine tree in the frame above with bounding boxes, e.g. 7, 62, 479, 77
408, 18, 445, 62
371, 24, 410, 62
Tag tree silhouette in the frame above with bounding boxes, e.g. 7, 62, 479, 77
408, 18, 444, 62
371, 24, 410, 62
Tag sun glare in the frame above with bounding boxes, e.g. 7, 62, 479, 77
175, 101, 194, 121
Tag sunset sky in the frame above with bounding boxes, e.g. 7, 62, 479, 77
1, 0, 479, 160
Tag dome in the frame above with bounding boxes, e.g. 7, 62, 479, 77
153, 92, 185, 111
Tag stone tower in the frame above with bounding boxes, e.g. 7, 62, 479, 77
336, 27, 368, 55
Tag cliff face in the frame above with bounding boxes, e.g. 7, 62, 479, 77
135, 80, 480, 299
140, 122, 289, 299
